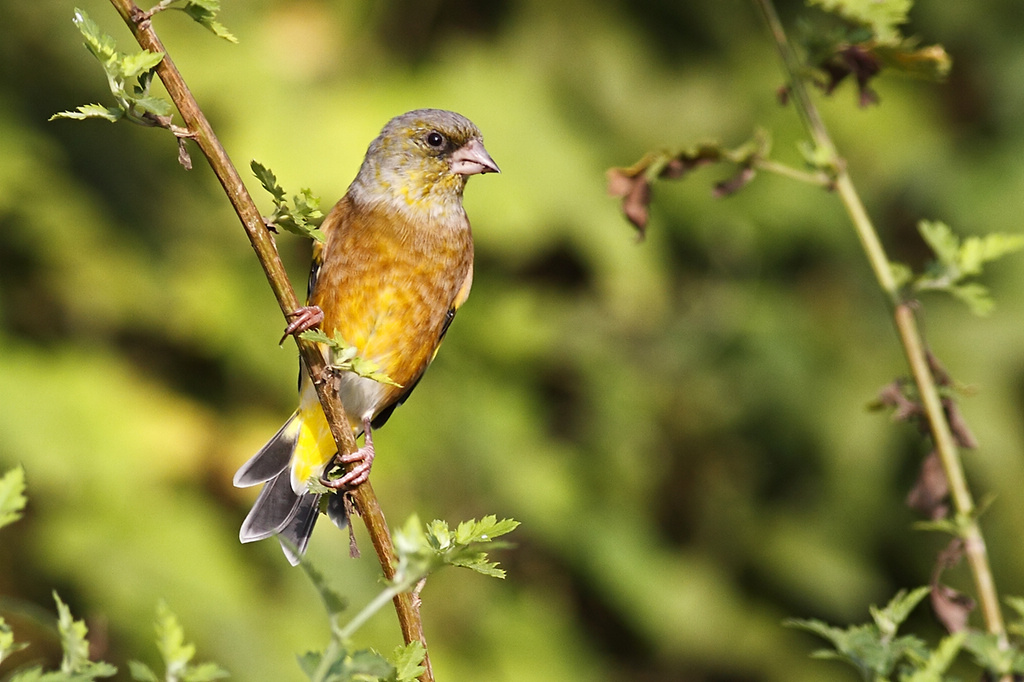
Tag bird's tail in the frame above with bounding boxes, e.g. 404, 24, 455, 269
234, 413, 323, 565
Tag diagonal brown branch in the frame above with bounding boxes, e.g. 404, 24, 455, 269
105, 1, 432, 678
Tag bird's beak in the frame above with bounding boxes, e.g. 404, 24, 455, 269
451, 138, 500, 176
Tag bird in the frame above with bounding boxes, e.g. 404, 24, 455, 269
233, 109, 499, 564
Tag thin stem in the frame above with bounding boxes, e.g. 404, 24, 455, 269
754, 0, 1006, 642
106, 1, 433, 676
751, 157, 832, 187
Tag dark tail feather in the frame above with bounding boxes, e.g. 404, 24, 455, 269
234, 413, 321, 564
278, 493, 320, 565
233, 413, 298, 487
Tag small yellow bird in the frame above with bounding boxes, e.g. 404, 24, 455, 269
234, 109, 499, 563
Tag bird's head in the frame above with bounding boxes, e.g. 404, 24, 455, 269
349, 109, 499, 221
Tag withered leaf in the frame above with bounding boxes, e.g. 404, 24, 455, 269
906, 450, 949, 520
930, 538, 975, 634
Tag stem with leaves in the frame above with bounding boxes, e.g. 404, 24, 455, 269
103, 1, 433, 677
754, 0, 1007, 645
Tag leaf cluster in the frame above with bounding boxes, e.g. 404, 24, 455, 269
800, 0, 951, 106
786, 587, 962, 681
296, 516, 517, 682
790, 586, 1024, 679
299, 329, 401, 387
891, 221, 1024, 316
251, 161, 327, 243
392, 515, 520, 588
50, 9, 170, 126
127, 602, 229, 682
147, 1, 236, 44
0, 470, 226, 681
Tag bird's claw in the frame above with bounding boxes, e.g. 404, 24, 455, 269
319, 419, 375, 492
280, 305, 324, 344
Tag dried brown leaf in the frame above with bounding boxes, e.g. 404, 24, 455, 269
906, 450, 949, 520
930, 538, 975, 633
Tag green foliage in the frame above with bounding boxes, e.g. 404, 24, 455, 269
296, 516, 516, 681
299, 329, 401, 387
127, 602, 229, 682
808, 0, 911, 42
891, 220, 1024, 315
0, 466, 27, 530
50, 9, 171, 126
251, 161, 326, 242
150, 0, 237, 43
786, 587, 955, 680
5, 593, 119, 681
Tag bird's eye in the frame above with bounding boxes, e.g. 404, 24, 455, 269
425, 131, 445, 149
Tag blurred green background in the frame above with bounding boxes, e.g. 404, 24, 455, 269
2, 1, 1024, 680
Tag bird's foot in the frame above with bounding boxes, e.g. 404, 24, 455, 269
280, 305, 324, 344
320, 418, 375, 491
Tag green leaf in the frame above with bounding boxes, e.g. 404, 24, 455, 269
49, 104, 124, 123
807, 0, 911, 42
175, 1, 239, 43
949, 282, 994, 316
150, 602, 228, 682
55, 592, 92, 674
787, 588, 931, 678
0, 466, 28, 530
299, 330, 401, 387
128, 661, 160, 682
870, 587, 931, 638
250, 161, 325, 242
73, 8, 118, 63
918, 220, 959, 266
900, 631, 966, 682
120, 50, 165, 79
963, 631, 1024, 675
390, 642, 427, 682
910, 221, 1024, 315
59, 9, 174, 130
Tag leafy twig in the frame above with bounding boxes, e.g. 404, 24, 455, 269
753, 0, 1008, 646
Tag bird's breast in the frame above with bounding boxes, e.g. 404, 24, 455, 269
310, 199, 473, 417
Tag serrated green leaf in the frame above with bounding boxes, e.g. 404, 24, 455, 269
808, 0, 911, 43
251, 161, 285, 201
0, 466, 28, 530
870, 587, 931, 637
949, 282, 994, 316
176, 1, 238, 43
49, 104, 124, 122
348, 649, 394, 678
128, 660, 160, 682
959, 233, 1024, 275
120, 50, 165, 79
54, 592, 91, 674
918, 220, 960, 266
901, 631, 966, 682
73, 9, 117, 62
130, 95, 174, 118
390, 641, 427, 682
155, 601, 196, 673
182, 661, 229, 682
